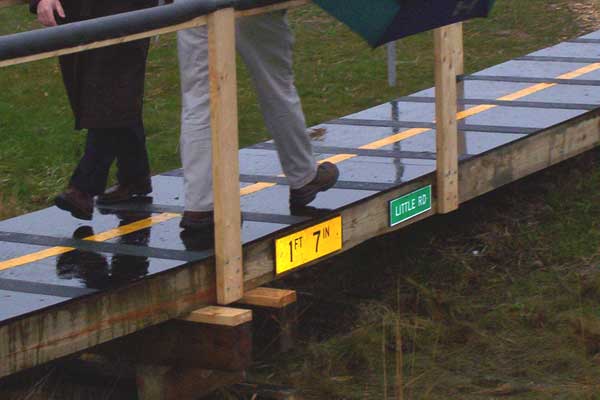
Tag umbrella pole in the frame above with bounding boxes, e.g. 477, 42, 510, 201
433, 23, 462, 213
387, 41, 397, 87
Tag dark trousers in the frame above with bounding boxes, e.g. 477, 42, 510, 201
70, 123, 150, 196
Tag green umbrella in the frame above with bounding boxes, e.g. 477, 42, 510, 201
312, 0, 496, 47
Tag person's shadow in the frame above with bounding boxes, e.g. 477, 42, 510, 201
179, 228, 215, 253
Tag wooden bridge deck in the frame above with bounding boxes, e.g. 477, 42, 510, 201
3, 29, 600, 378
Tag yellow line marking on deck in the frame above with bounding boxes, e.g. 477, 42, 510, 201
559, 63, 600, 79
3, 62, 600, 272
86, 213, 179, 242
320, 153, 357, 164
240, 182, 277, 196
0, 246, 75, 272
0, 213, 180, 272
359, 128, 431, 150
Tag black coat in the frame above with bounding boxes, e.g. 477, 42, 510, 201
30, 0, 158, 129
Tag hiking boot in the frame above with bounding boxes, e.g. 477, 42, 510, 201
289, 162, 339, 207
54, 187, 93, 221
96, 178, 152, 205
180, 211, 214, 232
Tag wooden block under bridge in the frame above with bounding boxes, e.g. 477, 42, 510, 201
179, 306, 252, 327
238, 288, 298, 354
97, 318, 253, 371
240, 287, 297, 308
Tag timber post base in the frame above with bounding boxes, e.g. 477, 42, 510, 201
136, 366, 245, 400
239, 288, 298, 354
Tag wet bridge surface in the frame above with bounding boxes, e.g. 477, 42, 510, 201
2, 29, 600, 376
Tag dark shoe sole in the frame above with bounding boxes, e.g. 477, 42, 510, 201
96, 187, 152, 205
54, 195, 93, 221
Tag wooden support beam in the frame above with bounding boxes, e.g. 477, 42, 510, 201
250, 303, 297, 354
239, 288, 298, 353
239, 289, 298, 354
98, 319, 253, 371
240, 287, 297, 308
179, 306, 252, 327
453, 23, 468, 156
453, 23, 465, 77
434, 23, 461, 213
453, 22, 465, 105
208, 7, 244, 305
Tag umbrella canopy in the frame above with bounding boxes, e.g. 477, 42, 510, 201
312, 0, 495, 47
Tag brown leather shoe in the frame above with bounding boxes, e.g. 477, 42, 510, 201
289, 162, 339, 207
96, 178, 152, 205
54, 187, 93, 221
179, 211, 214, 232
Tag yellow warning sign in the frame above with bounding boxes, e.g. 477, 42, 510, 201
275, 216, 342, 275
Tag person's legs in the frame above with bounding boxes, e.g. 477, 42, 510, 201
177, 24, 213, 214
56, 128, 117, 220
69, 128, 117, 195
115, 122, 150, 185
237, 12, 338, 207
236, 12, 318, 190
175, 12, 338, 229
96, 122, 153, 204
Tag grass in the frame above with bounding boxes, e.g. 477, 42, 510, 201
2, 0, 600, 399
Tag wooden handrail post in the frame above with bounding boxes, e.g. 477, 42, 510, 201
208, 7, 244, 305
453, 23, 465, 82
454, 23, 468, 156
434, 23, 462, 213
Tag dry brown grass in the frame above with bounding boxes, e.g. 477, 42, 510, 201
568, 0, 600, 31
0, 194, 23, 220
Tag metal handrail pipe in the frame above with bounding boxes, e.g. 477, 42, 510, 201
0, 0, 237, 62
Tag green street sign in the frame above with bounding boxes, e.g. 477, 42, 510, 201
389, 185, 432, 227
